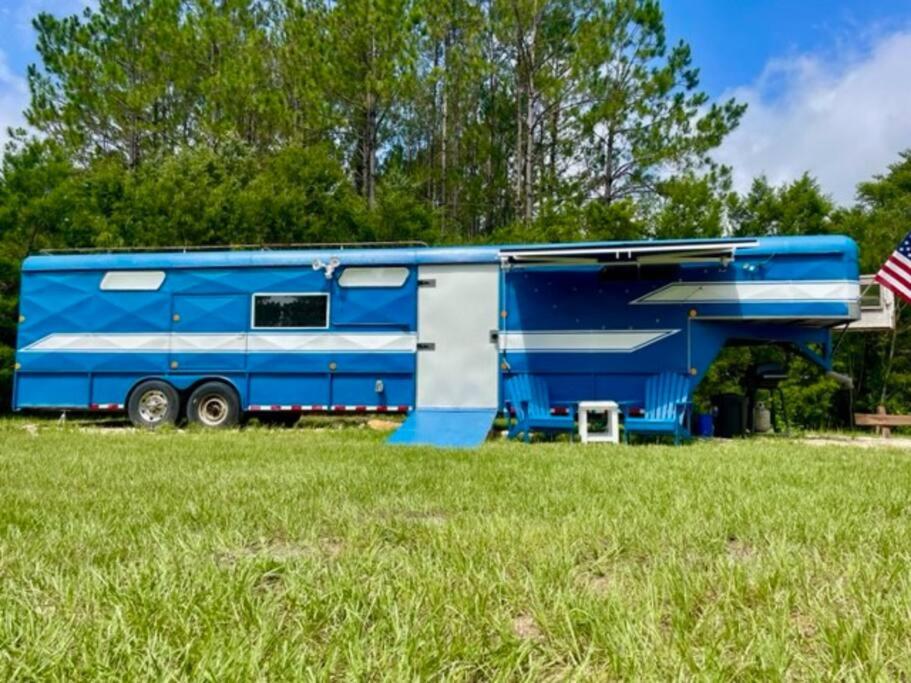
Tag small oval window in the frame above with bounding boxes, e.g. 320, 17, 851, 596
100, 271, 166, 291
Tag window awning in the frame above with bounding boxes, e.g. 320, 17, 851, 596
499, 239, 760, 265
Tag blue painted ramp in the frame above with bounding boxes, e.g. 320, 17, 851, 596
388, 409, 497, 448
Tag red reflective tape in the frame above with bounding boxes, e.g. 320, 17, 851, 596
90, 403, 122, 411
252, 403, 407, 413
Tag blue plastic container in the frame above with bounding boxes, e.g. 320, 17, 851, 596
695, 413, 714, 438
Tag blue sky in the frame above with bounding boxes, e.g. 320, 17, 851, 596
2, 0, 911, 203
663, 0, 911, 97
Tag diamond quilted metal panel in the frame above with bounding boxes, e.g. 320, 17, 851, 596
171, 294, 249, 331
332, 285, 415, 328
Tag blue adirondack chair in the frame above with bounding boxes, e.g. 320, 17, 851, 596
624, 372, 692, 445
505, 374, 575, 442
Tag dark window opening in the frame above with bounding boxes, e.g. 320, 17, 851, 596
861, 283, 882, 310
598, 263, 680, 282
253, 294, 328, 328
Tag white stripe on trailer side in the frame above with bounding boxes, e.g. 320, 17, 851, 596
172, 334, 245, 352
21, 330, 681, 354
247, 333, 415, 352
25, 332, 177, 352
631, 280, 860, 304
21, 332, 417, 353
498, 330, 678, 353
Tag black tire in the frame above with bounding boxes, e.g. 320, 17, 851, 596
186, 381, 240, 429
128, 380, 180, 429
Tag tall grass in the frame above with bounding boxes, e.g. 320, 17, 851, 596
1, 419, 910, 679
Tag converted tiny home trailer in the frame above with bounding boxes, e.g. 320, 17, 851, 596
13, 236, 860, 446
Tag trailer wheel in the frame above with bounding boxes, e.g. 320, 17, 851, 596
186, 382, 240, 429
128, 380, 180, 429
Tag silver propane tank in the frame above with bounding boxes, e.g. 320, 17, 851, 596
753, 401, 772, 433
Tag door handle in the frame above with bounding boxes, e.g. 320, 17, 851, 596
417, 342, 436, 351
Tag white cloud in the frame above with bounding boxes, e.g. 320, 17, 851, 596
0, 48, 29, 152
715, 29, 911, 205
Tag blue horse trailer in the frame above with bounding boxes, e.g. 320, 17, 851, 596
13, 236, 860, 446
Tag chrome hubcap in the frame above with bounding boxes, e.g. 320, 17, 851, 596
198, 395, 228, 427
138, 390, 169, 424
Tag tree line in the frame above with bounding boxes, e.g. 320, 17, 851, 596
18, 0, 746, 240
0, 0, 908, 425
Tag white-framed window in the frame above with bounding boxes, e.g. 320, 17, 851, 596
860, 281, 883, 310
251, 293, 329, 329
100, 270, 166, 291
338, 267, 409, 288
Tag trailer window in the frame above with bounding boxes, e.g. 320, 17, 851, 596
252, 293, 328, 329
861, 283, 883, 310
100, 270, 165, 291
338, 267, 409, 287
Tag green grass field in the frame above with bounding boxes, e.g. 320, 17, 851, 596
2, 419, 911, 680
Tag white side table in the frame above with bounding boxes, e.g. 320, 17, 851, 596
578, 401, 620, 444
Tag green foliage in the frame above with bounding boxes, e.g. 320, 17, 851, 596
113, 143, 370, 247
831, 154, 911, 413
728, 174, 834, 238
779, 357, 841, 430
573, 0, 745, 205
693, 346, 752, 412
19, 0, 739, 234
843, 151, 911, 272
650, 169, 730, 239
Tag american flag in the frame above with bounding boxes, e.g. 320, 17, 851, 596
875, 230, 911, 304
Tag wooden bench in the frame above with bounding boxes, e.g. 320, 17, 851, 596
854, 406, 911, 438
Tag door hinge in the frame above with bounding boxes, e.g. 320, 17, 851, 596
417, 342, 436, 351
418, 278, 436, 288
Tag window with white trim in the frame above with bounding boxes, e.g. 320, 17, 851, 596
861, 282, 883, 310
252, 293, 328, 329
100, 270, 166, 291
338, 267, 409, 288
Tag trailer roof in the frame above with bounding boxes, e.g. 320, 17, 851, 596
21, 235, 857, 272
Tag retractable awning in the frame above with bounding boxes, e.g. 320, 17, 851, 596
499, 239, 759, 265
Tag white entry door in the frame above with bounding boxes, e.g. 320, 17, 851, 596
416, 264, 500, 408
